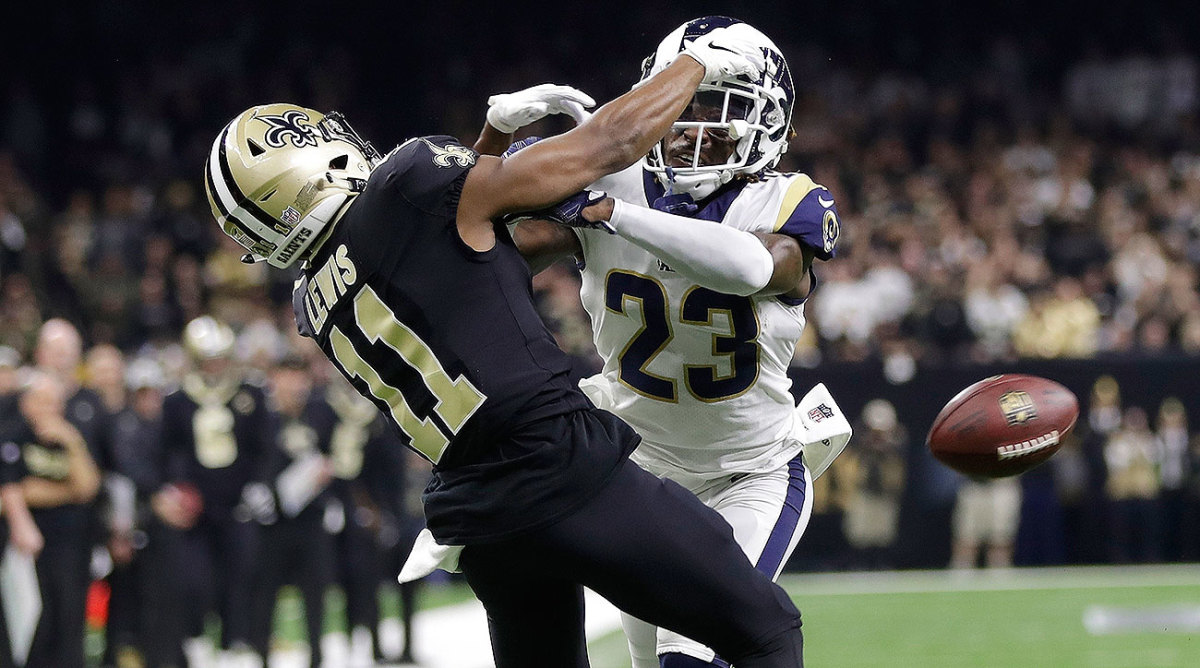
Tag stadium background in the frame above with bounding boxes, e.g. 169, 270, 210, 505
2, 0, 1200, 665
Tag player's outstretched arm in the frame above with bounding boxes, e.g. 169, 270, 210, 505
460, 58, 704, 223
458, 26, 766, 236
472, 122, 514, 157
510, 196, 813, 297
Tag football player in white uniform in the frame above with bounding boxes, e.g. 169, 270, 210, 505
488, 16, 847, 668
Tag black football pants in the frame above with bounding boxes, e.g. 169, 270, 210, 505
179, 515, 258, 647
249, 510, 333, 668
459, 457, 804, 668
26, 509, 91, 668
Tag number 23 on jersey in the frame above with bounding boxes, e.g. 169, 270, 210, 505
605, 270, 760, 403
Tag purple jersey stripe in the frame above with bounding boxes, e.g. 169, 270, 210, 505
691, 453, 807, 668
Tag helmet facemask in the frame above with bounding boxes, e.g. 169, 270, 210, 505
639, 17, 794, 201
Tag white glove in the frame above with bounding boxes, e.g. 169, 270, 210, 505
399, 528, 464, 582
486, 83, 596, 133
235, 482, 277, 525
681, 26, 767, 83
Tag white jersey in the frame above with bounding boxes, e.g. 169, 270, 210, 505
576, 164, 840, 479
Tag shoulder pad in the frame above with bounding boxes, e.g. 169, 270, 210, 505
375, 136, 478, 208
773, 176, 840, 260
390, 135, 477, 171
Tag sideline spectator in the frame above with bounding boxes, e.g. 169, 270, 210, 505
950, 477, 1022, 569
842, 400, 907, 569
1105, 406, 1162, 563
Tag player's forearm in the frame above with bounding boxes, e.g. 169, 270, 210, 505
511, 219, 582, 275
580, 58, 704, 174
65, 435, 102, 503
1, 483, 43, 554
472, 122, 512, 156
20, 477, 81, 507
1, 484, 30, 519
603, 199, 773, 296
465, 59, 705, 223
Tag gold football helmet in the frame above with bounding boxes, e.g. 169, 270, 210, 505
183, 316, 236, 361
204, 104, 381, 268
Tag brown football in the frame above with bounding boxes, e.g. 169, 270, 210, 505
927, 374, 1079, 478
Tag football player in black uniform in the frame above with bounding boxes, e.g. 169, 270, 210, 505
3, 372, 102, 668
107, 357, 188, 668
28, 321, 110, 668
1, 348, 34, 668
0, 345, 30, 668
205, 29, 807, 668
161, 316, 273, 664
249, 355, 336, 668
324, 372, 415, 663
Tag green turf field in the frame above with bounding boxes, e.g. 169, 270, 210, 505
587, 565, 1200, 668
211, 564, 1200, 666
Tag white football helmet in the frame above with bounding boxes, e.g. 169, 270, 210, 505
204, 104, 381, 268
641, 17, 794, 200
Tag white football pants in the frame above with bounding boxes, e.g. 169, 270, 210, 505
621, 450, 813, 667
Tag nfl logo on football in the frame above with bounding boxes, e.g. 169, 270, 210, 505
999, 390, 1037, 426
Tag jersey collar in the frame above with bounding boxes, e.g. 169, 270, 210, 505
641, 168, 748, 224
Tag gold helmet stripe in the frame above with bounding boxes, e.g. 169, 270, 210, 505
207, 124, 288, 246
205, 147, 272, 252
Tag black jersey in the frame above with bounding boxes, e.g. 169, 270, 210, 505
161, 377, 272, 515
0, 413, 94, 542
66, 387, 109, 465
324, 387, 406, 514
293, 136, 630, 543
0, 393, 22, 486
109, 407, 165, 497
268, 396, 336, 520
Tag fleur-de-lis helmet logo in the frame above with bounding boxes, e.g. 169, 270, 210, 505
257, 109, 319, 149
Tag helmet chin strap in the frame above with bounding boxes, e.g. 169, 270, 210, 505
240, 176, 363, 266
659, 167, 732, 201
266, 194, 348, 268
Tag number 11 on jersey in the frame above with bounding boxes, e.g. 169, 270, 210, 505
329, 286, 486, 464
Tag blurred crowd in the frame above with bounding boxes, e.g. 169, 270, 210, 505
1, 9, 1199, 373
794, 38, 1200, 368
0, 317, 426, 668
542, 37, 1200, 372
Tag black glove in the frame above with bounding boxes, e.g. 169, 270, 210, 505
651, 192, 699, 216
502, 135, 542, 158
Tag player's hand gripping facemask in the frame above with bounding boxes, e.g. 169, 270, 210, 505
640, 17, 795, 201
